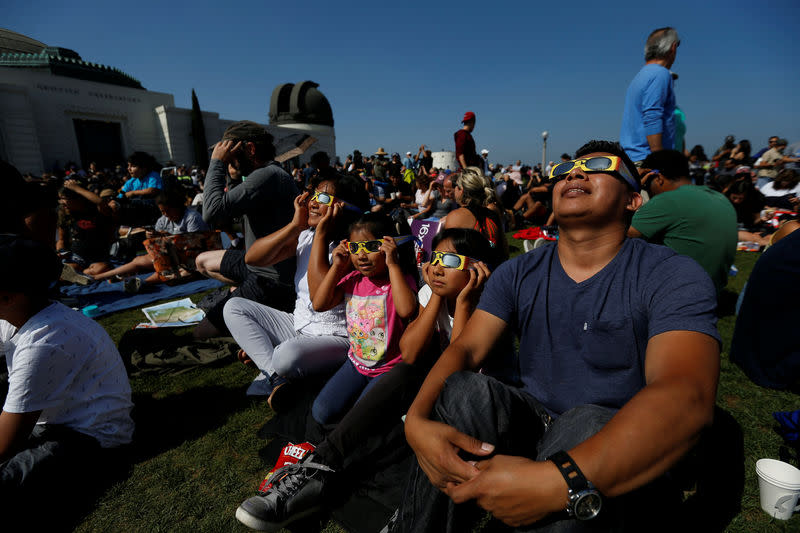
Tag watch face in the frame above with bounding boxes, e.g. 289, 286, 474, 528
574, 491, 602, 520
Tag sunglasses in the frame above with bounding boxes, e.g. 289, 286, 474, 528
429, 251, 475, 270
549, 156, 640, 192
311, 190, 363, 213
346, 235, 415, 254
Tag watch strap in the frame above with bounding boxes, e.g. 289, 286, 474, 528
547, 450, 590, 493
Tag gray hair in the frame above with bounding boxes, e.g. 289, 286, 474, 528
644, 27, 679, 61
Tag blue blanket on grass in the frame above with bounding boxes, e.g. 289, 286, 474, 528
60, 275, 224, 319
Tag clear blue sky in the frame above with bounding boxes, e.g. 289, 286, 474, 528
6, 0, 800, 165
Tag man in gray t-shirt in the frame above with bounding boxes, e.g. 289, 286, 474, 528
194, 121, 298, 339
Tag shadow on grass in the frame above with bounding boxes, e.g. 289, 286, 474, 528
675, 407, 745, 531
717, 288, 740, 318
128, 383, 252, 461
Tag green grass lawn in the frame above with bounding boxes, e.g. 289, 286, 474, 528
73, 240, 800, 533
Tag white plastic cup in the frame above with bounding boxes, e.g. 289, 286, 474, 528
755, 459, 800, 520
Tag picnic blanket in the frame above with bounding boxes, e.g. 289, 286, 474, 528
117, 327, 237, 375
59, 275, 224, 319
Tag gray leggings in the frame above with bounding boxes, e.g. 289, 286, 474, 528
222, 297, 349, 391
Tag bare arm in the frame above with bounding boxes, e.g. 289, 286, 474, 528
0, 410, 41, 463
244, 192, 309, 267
63, 180, 102, 205
646, 133, 663, 154
399, 300, 441, 365
442, 208, 476, 230
448, 330, 719, 527
307, 203, 342, 299
56, 226, 67, 251
451, 262, 491, 340
381, 236, 417, 319
573, 331, 719, 495
125, 187, 159, 198
311, 240, 349, 311
398, 264, 441, 364
404, 310, 508, 488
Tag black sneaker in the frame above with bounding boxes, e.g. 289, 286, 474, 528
267, 374, 296, 412
235, 453, 335, 531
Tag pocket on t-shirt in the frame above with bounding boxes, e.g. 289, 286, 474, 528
579, 318, 636, 371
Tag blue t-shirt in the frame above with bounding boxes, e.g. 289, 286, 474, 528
620, 64, 676, 162
119, 170, 163, 196
477, 238, 719, 417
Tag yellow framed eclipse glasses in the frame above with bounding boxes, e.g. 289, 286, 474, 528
311, 190, 363, 213
346, 235, 415, 254
429, 251, 476, 270
548, 156, 640, 192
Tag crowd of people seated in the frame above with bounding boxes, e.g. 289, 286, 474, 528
0, 120, 798, 531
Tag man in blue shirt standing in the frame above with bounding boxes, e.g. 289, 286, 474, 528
620, 28, 680, 163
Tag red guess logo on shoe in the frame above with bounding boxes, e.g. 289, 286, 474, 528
258, 442, 315, 493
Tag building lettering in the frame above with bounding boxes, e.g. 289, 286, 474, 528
34, 84, 141, 103
36, 83, 79, 95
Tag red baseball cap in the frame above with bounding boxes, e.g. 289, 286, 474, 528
462, 111, 476, 123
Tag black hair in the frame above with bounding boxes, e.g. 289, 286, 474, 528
58, 185, 93, 211
0, 235, 62, 301
690, 145, 708, 161
738, 140, 751, 158
574, 140, 639, 190
432, 228, 497, 269
312, 173, 371, 241
560, 153, 571, 160
249, 134, 276, 162
349, 212, 417, 280
642, 150, 689, 181
775, 168, 799, 190
572, 140, 640, 226
726, 179, 758, 197
127, 151, 157, 170
310, 151, 330, 167
155, 187, 188, 209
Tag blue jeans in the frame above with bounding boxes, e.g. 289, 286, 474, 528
394, 372, 681, 533
311, 361, 388, 424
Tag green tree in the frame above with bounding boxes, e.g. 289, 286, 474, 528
191, 89, 209, 170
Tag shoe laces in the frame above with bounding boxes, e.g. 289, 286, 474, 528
266, 459, 334, 499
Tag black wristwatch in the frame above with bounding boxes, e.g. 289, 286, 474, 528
547, 450, 602, 520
